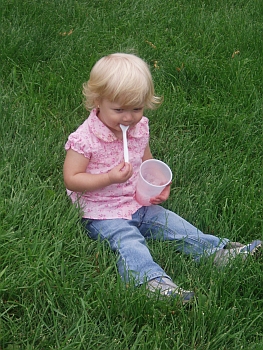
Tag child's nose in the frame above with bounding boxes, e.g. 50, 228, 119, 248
123, 111, 133, 122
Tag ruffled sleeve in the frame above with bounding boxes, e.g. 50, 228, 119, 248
65, 120, 91, 159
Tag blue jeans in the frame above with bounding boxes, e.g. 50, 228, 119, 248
82, 205, 229, 285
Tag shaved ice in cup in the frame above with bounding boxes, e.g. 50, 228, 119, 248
135, 159, 172, 206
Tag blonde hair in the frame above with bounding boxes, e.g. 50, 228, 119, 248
83, 53, 162, 110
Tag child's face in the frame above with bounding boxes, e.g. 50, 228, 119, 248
96, 99, 144, 136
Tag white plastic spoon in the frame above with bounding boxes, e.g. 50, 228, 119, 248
120, 124, 129, 163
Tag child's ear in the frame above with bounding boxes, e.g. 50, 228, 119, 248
94, 98, 101, 107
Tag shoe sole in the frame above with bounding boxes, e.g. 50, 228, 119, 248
240, 240, 263, 257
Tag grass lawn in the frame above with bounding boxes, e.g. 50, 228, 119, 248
1, 0, 263, 348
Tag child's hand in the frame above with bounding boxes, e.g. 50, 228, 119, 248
108, 162, 133, 184
149, 183, 171, 205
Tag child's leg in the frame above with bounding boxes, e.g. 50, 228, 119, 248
82, 218, 170, 285
133, 206, 229, 261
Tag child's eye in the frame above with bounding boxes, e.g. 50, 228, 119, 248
114, 109, 124, 113
133, 108, 143, 112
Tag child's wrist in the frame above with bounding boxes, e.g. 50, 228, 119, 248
105, 172, 113, 186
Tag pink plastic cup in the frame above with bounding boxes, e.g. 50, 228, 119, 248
135, 159, 172, 206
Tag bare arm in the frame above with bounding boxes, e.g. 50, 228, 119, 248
63, 149, 133, 192
142, 143, 153, 161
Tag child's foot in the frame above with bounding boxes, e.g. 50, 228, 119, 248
146, 277, 195, 304
213, 240, 263, 266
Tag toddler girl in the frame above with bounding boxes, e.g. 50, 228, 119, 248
63, 53, 262, 303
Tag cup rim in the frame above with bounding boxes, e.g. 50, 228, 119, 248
139, 159, 172, 187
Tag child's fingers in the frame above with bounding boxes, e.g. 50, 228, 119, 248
117, 162, 133, 181
149, 184, 171, 204
120, 162, 132, 173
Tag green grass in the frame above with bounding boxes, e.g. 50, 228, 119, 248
1, 0, 263, 348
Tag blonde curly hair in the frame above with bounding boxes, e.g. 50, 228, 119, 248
83, 53, 162, 110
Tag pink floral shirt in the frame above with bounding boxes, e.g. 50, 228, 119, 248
65, 109, 149, 219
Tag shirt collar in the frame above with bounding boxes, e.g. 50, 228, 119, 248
88, 109, 147, 142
